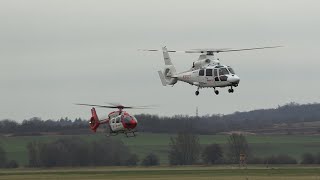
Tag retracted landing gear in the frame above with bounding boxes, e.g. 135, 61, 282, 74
228, 86, 234, 93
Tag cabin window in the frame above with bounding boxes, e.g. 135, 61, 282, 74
214, 69, 218, 77
199, 69, 204, 76
219, 76, 227, 81
206, 69, 213, 76
116, 117, 120, 123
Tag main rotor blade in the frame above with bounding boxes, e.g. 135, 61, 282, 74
187, 48, 230, 53
139, 46, 282, 54
106, 102, 123, 107
107, 103, 156, 109
186, 46, 282, 53
128, 106, 154, 109
214, 46, 282, 53
76, 103, 156, 109
75, 103, 119, 109
138, 49, 185, 53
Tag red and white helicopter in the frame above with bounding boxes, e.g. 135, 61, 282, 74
76, 103, 148, 137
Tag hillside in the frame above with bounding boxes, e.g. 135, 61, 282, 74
137, 102, 320, 135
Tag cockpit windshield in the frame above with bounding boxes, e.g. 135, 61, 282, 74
219, 68, 229, 75
228, 67, 235, 74
123, 115, 132, 123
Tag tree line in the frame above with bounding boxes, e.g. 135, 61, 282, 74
26, 137, 162, 167
0, 117, 88, 135
1, 102, 320, 135
1, 133, 320, 168
26, 137, 152, 167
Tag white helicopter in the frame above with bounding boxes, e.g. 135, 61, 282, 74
142, 46, 280, 96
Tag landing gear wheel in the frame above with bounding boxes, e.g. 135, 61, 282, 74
228, 88, 234, 93
214, 90, 219, 95
195, 91, 199, 96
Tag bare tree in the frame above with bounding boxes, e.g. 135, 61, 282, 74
202, 144, 223, 164
168, 132, 201, 165
141, 153, 159, 166
301, 153, 316, 164
226, 133, 250, 163
27, 142, 40, 167
125, 154, 139, 166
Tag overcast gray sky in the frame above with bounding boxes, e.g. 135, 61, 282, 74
1, 0, 320, 121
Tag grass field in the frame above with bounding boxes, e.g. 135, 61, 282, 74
1, 133, 320, 166
0, 166, 320, 180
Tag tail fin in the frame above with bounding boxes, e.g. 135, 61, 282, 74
158, 70, 167, 86
158, 47, 178, 86
89, 108, 100, 132
162, 47, 175, 67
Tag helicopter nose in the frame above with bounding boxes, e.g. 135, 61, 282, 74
227, 75, 240, 84
126, 118, 137, 129
131, 119, 137, 129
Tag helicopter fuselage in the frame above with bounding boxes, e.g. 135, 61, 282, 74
176, 64, 240, 88
107, 111, 138, 133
